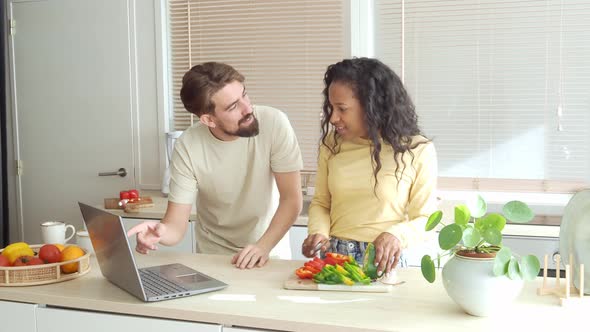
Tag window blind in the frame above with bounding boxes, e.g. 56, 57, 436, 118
375, 0, 590, 192
168, 0, 346, 170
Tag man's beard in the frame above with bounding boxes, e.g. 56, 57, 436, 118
221, 114, 260, 138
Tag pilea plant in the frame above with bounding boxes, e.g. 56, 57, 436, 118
421, 195, 541, 283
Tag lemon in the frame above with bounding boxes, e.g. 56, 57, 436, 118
60, 245, 85, 273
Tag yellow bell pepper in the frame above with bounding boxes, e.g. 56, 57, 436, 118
1, 242, 35, 264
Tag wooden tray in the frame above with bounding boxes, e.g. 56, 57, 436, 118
283, 276, 401, 293
0, 244, 91, 286
104, 196, 154, 213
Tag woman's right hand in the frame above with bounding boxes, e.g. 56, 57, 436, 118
126, 221, 167, 254
302, 233, 330, 258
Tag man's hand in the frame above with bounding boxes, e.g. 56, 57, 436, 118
126, 221, 167, 254
301, 233, 330, 258
231, 244, 270, 269
373, 232, 402, 276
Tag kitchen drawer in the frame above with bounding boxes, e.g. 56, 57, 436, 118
36, 306, 221, 332
0, 300, 37, 332
502, 235, 561, 271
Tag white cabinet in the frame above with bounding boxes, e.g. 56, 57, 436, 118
224, 327, 280, 332
0, 300, 37, 332
503, 236, 560, 270
289, 225, 307, 261
36, 306, 221, 332
122, 218, 195, 253
403, 235, 441, 267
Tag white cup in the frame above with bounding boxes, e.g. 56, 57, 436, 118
41, 221, 76, 244
76, 230, 94, 254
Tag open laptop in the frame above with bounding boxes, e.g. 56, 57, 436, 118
78, 202, 227, 302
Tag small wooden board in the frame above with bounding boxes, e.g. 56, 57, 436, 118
104, 196, 154, 212
283, 276, 398, 293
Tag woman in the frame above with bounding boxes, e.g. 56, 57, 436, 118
302, 58, 438, 277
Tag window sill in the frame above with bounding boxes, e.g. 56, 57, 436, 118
436, 190, 571, 217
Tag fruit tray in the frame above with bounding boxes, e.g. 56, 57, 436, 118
0, 244, 91, 286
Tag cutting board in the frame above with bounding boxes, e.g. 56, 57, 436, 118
283, 276, 399, 293
104, 196, 154, 212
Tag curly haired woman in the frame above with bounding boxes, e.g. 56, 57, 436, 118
302, 58, 438, 278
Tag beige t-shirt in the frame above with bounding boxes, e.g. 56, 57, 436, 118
169, 105, 303, 255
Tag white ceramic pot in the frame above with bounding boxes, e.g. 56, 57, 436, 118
442, 254, 524, 317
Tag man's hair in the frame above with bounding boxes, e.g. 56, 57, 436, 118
180, 62, 245, 117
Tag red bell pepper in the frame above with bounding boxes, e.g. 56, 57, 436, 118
324, 252, 351, 266
295, 267, 315, 279
304, 257, 325, 272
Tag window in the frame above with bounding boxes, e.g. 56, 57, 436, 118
167, 0, 347, 169
374, 0, 590, 193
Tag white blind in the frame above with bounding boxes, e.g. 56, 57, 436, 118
375, 0, 590, 191
168, 0, 346, 169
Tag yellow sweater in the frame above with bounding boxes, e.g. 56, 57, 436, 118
307, 134, 438, 248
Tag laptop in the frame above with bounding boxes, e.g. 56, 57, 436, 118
78, 202, 227, 302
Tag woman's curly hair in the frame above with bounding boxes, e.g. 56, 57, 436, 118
320, 57, 429, 189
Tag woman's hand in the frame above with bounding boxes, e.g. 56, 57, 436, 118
373, 232, 402, 276
301, 233, 330, 258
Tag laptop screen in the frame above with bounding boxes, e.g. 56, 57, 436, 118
78, 202, 146, 300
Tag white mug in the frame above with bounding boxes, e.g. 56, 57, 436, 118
76, 230, 94, 254
41, 221, 76, 244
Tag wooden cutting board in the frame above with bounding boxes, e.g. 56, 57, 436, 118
104, 196, 154, 212
283, 276, 399, 293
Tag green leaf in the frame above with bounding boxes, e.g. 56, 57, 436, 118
462, 226, 481, 248
520, 255, 541, 281
421, 255, 436, 283
471, 194, 487, 218
508, 258, 521, 280
482, 228, 502, 246
454, 205, 471, 225
425, 211, 443, 231
439, 224, 463, 250
502, 201, 534, 223
475, 213, 506, 232
493, 247, 512, 276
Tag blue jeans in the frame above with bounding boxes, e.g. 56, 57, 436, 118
322, 237, 407, 268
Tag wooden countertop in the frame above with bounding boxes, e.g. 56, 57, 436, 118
106, 190, 559, 238
0, 252, 583, 331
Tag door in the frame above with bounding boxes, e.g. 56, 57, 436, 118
9, 0, 136, 243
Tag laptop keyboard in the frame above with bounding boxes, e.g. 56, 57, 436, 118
139, 269, 188, 296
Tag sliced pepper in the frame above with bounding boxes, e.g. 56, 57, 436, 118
335, 264, 351, 277
325, 252, 351, 266
304, 257, 326, 272
295, 267, 314, 279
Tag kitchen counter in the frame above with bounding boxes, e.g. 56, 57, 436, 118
0, 252, 584, 331
112, 191, 559, 238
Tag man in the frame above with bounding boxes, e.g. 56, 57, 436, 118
127, 62, 303, 269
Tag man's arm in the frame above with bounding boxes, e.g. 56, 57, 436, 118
232, 170, 302, 268
257, 170, 302, 251
159, 202, 193, 245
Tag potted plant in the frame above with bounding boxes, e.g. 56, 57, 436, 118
420, 195, 541, 316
